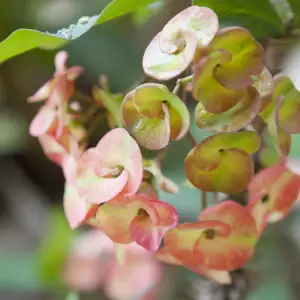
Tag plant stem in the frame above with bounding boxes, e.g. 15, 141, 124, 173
172, 75, 193, 94
201, 190, 207, 210
212, 191, 218, 203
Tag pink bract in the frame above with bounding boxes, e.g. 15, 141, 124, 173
28, 51, 83, 137
96, 193, 179, 251
76, 128, 143, 204
62, 230, 162, 299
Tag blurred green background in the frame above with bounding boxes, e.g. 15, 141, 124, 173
1, 0, 300, 299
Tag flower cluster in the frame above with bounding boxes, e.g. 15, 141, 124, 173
28, 5, 300, 293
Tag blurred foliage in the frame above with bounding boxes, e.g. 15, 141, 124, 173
0, 0, 158, 64
2, 0, 300, 299
192, 0, 285, 38
37, 207, 77, 288
287, 0, 300, 27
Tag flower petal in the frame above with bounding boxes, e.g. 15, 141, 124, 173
55, 51, 68, 73
130, 199, 178, 251
196, 201, 258, 270
192, 49, 248, 114
162, 6, 218, 47
210, 27, 264, 89
95, 128, 143, 194
63, 184, 88, 229
195, 87, 260, 132
185, 132, 260, 194
67, 66, 84, 81
29, 105, 56, 137
143, 31, 197, 81
105, 243, 162, 300
28, 81, 52, 102
77, 168, 129, 204
96, 195, 159, 246
164, 221, 231, 269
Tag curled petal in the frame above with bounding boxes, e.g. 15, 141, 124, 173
210, 27, 264, 89
28, 81, 52, 103
96, 195, 178, 251
260, 75, 300, 134
133, 105, 171, 150
29, 105, 57, 137
196, 201, 257, 270
162, 6, 218, 47
77, 168, 129, 204
95, 128, 143, 194
185, 132, 260, 194
248, 162, 300, 231
192, 50, 250, 113
195, 87, 261, 132
164, 220, 231, 269
143, 31, 197, 81
122, 84, 190, 150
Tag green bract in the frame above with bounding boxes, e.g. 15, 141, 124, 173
192, 49, 259, 114
185, 132, 261, 194
209, 27, 264, 89
194, 87, 260, 132
260, 75, 300, 134
143, 6, 218, 80
121, 83, 190, 150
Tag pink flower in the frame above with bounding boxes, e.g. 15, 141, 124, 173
62, 128, 143, 229
62, 230, 162, 300
247, 160, 300, 233
38, 119, 85, 166
75, 128, 143, 204
28, 51, 83, 137
96, 193, 179, 251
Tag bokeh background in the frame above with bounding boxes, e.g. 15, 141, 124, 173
2, 0, 300, 299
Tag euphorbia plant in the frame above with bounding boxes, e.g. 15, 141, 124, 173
28, 4, 300, 296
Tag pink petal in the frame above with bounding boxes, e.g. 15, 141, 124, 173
77, 169, 129, 204
67, 66, 84, 80
105, 245, 162, 300
29, 105, 56, 137
55, 51, 68, 73
130, 217, 165, 252
28, 81, 52, 102
62, 231, 114, 291
96, 128, 143, 195
62, 154, 79, 183
48, 75, 71, 106
63, 184, 88, 229
39, 133, 68, 165
130, 197, 178, 251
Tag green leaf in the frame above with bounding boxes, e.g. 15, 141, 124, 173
287, 0, 300, 27
0, 0, 157, 64
193, 0, 285, 38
